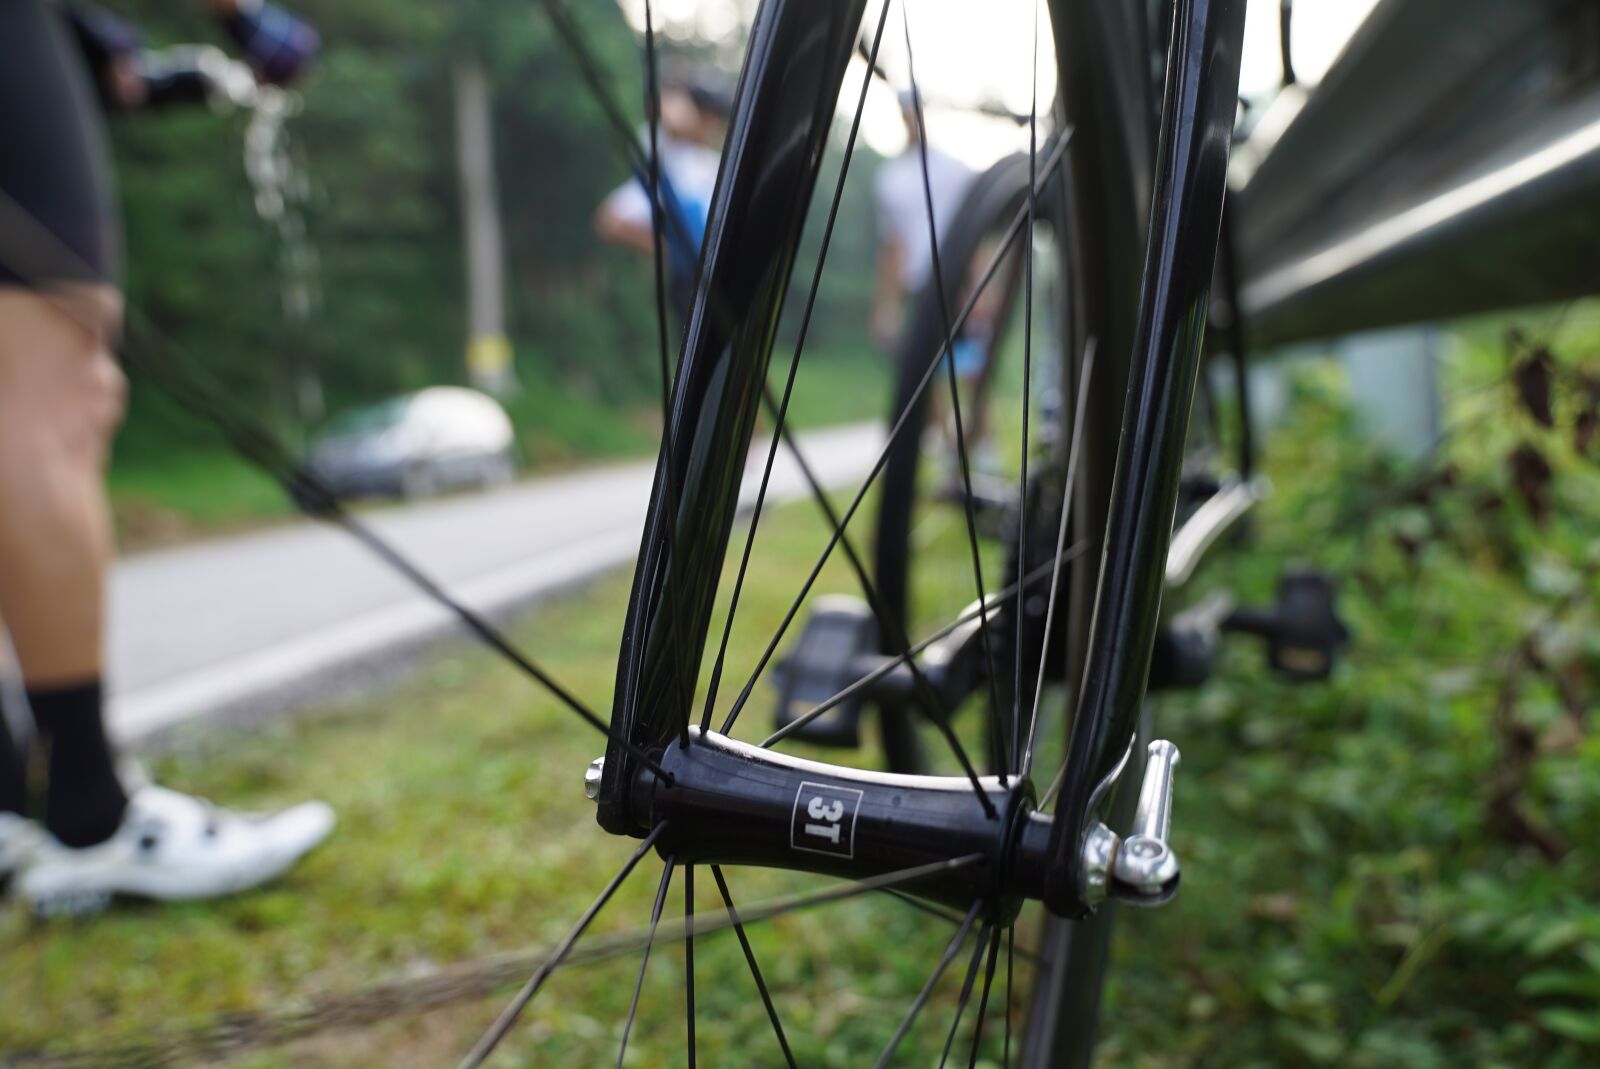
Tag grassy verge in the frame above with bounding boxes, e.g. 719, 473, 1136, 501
2, 479, 994, 1067
109, 451, 292, 550
12, 310, 1597, 1066
108, 349, 891, 552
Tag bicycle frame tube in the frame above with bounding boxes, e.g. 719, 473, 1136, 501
598, 0, 867, 836
1043, 0, 1247, 916
1044, 0, 1162, 781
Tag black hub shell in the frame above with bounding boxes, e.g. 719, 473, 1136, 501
633, 732, 1056, 914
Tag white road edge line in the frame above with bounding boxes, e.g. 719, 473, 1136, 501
110, 427, 883, 743
112, 528, 642, 743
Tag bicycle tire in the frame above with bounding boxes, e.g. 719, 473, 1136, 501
600, 39, 1130, 1069
871, 152, 1067, 776
540, 0, 1248, 1065
867, 150, 1163, 1068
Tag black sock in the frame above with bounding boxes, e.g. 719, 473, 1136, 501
0, 690, 24, 816
28, 680, 128, 847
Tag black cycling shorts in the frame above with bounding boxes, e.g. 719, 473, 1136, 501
0, 0, 121, 289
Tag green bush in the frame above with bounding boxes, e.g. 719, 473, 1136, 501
1104, 312, 1600, 1067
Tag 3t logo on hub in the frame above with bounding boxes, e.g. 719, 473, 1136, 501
791, 781, 863, 859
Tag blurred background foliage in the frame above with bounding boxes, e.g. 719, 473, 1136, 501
103, 0, 885, 541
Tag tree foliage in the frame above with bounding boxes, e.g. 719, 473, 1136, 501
106, 0, 669, 462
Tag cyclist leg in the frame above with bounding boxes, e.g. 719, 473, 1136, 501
0, 0, 334, 913
0, 0, 129, 850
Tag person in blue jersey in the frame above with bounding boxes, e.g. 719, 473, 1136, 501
595, 69, 730, 322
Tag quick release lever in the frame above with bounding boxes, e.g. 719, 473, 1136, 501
1078, 739, 1183, 909
1110, 740, 1181, 904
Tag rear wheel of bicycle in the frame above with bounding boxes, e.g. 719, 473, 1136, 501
866, 148, 1119, 1069
873, 152, 1079, 777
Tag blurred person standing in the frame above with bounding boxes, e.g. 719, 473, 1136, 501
0, 0, 333, 916
874, 90, 1007, 473
871, 89, 975, 353
594, 69, 730, 323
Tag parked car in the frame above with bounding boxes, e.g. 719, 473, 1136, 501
306, 387, 516, 500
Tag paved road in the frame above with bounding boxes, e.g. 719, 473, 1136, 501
108, 422, 883, 742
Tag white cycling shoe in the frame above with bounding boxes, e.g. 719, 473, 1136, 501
17, 785, 335, 917
0, 810, 42, 881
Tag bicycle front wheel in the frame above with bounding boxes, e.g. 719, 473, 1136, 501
460, 0, 1248, 1064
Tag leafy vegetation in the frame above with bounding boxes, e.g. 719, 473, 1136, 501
1105, 306, 1600, 1068
13, 280, 1600, 1062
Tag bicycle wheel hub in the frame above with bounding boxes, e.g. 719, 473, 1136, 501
623, 728, 1056, 913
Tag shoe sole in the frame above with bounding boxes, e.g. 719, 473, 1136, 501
30, 888, 113, 919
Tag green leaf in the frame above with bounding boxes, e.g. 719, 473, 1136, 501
1520, 970, 1600, 999
1537, 1007, 1600, 1044
1529, 919, 1585, 958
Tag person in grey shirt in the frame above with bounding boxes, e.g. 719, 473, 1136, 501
871, 90, 974, 352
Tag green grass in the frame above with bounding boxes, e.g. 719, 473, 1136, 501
768, 346, 896, 432
1, 482, 992, 1068
108, 349, 891, 551
10, 308, 1599, 1066
109, 451, 294, 550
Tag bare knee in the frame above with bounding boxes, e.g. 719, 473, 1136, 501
0, 286, 126, 474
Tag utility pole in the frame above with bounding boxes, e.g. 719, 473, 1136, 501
453, 49, 517, 395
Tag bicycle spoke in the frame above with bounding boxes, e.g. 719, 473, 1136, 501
937, 921, 995, 1069
763, 308, 1037, 756
745, 407, 1000, 817
616, 859, 675, 1067
684, 864, 697, 1069
533, 0, 722, 402
534, 0, 640, 161
313, 487, 679, 780
760, 542, 1090, 749
459, 823, 666, 1069
581, 855, 987, 973
871, 899, 983, 1069
711, 865, 799, 1069
639, 0, 697, 739
533, 0, 697, 263
532, 0, 712, 410
474, 855, 989, 999
38, 854, 989, 1065
699, 0, 893, 732
880, 892, 1045, 969
901, 2, 1009, 782
1004, 927, 1015, 1068
884, 887, 969, 928
717, 129, 1071, 735
1020, 338, 1099, 779
1039, 756, 1072, 810
763, 403, 901, 648
1010, 0, 1043, 773
965, 921, 1005, 1069
642, 0, 672, 413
